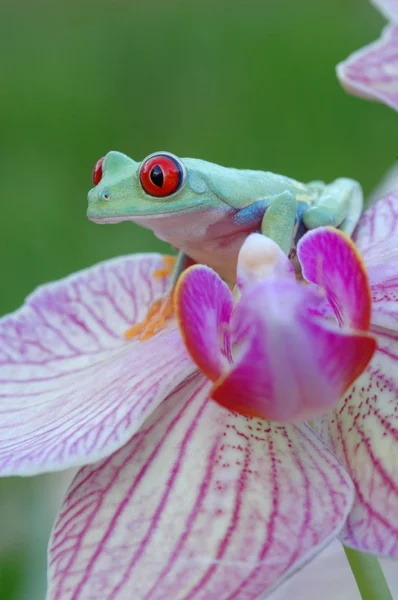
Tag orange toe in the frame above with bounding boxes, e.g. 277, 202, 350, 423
124, 293, 174, 341
152, 256, 176, 279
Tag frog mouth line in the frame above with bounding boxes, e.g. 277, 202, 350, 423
87, 205, 215, 223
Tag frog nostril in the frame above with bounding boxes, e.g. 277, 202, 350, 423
101, 190, 111, 201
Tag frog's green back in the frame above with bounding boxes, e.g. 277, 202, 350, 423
183, 158, 315, 209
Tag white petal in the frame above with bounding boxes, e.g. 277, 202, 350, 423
316, 330, 398, 557
354, 191, 398, 331
48, 375, 354, 599
0, 254, 195, 475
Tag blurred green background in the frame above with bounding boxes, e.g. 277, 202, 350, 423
0, 0, 395, 598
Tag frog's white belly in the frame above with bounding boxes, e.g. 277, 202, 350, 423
131, 207, 256, 282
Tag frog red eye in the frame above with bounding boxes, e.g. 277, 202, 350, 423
92, 157, 105, 186
140, 154, 183, 197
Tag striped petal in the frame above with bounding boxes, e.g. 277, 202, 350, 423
371, 0, 398, 21
298, 227, 372, 330
354, 190, 398, 250
0, 254, 195, 476
336, 24, 398, 111
313, 193, 398, 556
315, 329, 398, 557
213, 281, 375, 423
48, 373, 354, 600
354, 190, 398, 331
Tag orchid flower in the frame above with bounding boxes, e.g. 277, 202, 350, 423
0, 250, 354, 599
337, 0, 398, 110
0, 190, 396, 599
175, 229, 376, 425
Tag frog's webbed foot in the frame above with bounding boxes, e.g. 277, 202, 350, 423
303, 178, 363, 237
124, 292, 174, 341
124, 251, 193, 341
123, 255, 176, 341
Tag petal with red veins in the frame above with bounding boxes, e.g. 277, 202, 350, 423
315, 330, 398, 557
0, 254, 195, 476
48, 373, 354, 600
371, 0, 398, 21
353, 191, 398, 331
336, 25, 398, 111
175, 265, 233, 381
298, 227, 372, 331
370, 277, 398, 332
354, 190, 398, 250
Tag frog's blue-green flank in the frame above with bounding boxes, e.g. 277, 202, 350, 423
87, 150, 363, 283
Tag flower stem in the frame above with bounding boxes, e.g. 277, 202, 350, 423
343, 546, 393, 600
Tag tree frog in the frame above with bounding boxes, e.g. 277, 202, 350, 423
87, 150, 363, 339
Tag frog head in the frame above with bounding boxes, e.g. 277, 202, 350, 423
87, 150, 220, 223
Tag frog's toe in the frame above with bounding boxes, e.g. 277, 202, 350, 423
303, 206, 334, 230
152, 255, 176, 279
124, 293, 174, 341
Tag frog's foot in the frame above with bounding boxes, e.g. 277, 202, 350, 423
152, 256, 176, 279
303, 178, 363, 237
124, 293, 174, 341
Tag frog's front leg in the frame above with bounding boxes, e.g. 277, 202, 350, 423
303, 178, 363, 236
234, 191, 297, 255
124, 251, 192, 341
260, 190, 297, 255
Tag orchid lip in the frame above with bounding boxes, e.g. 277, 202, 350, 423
175, 229, 377, 424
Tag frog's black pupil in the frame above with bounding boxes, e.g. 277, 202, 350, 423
150, 165, 164, 188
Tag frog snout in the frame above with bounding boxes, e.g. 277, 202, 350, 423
87, 187, 112, 205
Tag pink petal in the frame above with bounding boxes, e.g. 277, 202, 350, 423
48, 373, 354, 600
175, 265, 233, 381
354, 191, 398, 331
298, 227, 372, 331
213, 281, 376, 423
354, 190, 398, 250
337, 25, 398, 111
0, 254, 195, 475
316, 329, 398, 557
236, 233, 294, 292
371, 0, 398, 21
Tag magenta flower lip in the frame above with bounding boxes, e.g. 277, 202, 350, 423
175, 228, 376, 424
